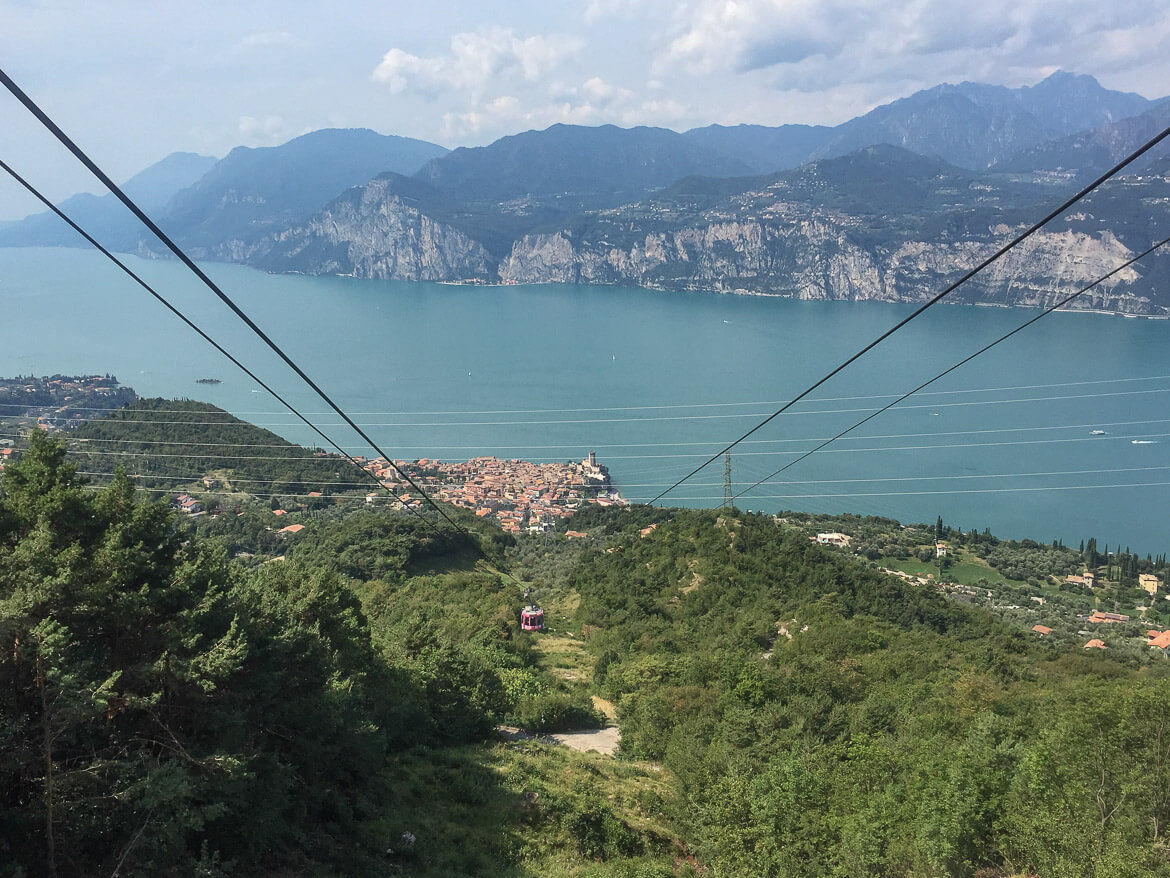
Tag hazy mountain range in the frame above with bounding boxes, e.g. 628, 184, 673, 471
5, 71, 1170, 314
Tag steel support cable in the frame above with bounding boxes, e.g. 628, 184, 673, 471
674, 481, 1170, 502
6, 372, 1169, 416
734, 233, 1170, 501
53, 431, 1170, 467
647, 125, 1170, 504
7, 61, 1168, 521
0, 68, 474, 543
76, 479, 1170, 503
20, 415, 1170, 452
71, 463, 1170, 490
19, 381, 1170, 432
0, 156, 449, 537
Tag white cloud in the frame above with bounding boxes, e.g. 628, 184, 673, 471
372, 28, 668, 143
372, 27, 584, 98
433, 73, 677, 141
582, 76, 635, 106
664, 0, 837, 73
237, 115, 293, 146
627, 98, 689, 124
657, 0, 1170, 94
4, 0, 1169, 222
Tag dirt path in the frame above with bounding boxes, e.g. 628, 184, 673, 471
550, 726, 621, 755
497, 696, 622, 756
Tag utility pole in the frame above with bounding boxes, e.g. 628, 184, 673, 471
723, 452, 732, 509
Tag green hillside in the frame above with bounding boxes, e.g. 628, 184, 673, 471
68, 397, 362, 500
3, 421, 1169, 876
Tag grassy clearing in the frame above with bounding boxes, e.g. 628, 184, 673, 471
527, 588, 599, 689
947, 554, 1011, 585
372, 739, 685, 877
880, 550, 1013, 586
536, 633, 595, 685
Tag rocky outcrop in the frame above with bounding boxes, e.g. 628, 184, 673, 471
234, 148, 1170, 315
498, 217, 1163, 314
250, 178, 494, 281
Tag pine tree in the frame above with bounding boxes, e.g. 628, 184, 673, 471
0, 430, 440, 874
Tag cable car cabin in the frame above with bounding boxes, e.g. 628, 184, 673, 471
520, 605, 545, 632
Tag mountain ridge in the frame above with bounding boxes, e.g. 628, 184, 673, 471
4, 72, 1168, 314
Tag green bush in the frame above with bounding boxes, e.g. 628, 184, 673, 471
514, 692, 603, 734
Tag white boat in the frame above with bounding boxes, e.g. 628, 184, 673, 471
1090, 430, 1106, 435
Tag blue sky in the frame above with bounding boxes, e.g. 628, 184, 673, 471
1, 0, 1168, 219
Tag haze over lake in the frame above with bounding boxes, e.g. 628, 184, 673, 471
3, 246, 1168, 554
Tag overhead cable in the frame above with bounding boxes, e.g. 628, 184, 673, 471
0, 68, 473, 541
647, 123, 1170, 503
24, 382, 1170, 431
7, 371, 1170, 416
0, 155, 448, 535
735, 233, 1170, 500
13, 414, 1166, 453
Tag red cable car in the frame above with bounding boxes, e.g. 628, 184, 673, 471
520, 605, 545, 632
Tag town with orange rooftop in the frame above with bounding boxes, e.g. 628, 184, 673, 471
350, 449, 627, 533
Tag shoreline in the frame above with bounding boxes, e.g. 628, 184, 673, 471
508, 278, 1170, 319
16, 246, 1161, 319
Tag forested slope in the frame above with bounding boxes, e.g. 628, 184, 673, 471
4, 430, 1169, 877
571, 508, 1170, 877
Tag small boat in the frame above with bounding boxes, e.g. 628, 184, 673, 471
195, 377, 222, 385
1090, 430, 1106, 435
1132, 439, 1156, 445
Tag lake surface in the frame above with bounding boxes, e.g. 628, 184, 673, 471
2, 246, 1169, 554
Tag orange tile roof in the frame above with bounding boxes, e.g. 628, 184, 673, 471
1083, 639, 1107, 650
1148, 631, 1170, 650
1089, 611, 1129, 623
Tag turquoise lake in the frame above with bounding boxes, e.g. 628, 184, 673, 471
2, 246, 1168, 554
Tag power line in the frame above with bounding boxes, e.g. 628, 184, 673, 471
0, 156, 448, 537
71, 464, 1170, 496
0, 68, 476, 543
6, 371, 1169, 417
75, 485, 431, 504
662, 481, 1170, 503
18, 382, 1170, 432
5, 64, 1169, 529
647, 123, 1170, 504
53, 426, 1170, 464
14, 414, 1169, 453
643, 464, 1170, 490
735, 233, 1170, 501
58, 432, 1170, 466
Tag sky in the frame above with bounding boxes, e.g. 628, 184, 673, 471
1, 0, 1169, 220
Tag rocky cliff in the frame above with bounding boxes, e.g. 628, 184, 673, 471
496, 218, 1162, 315
238, 147, 1170, 315
250, 177, 494, 281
